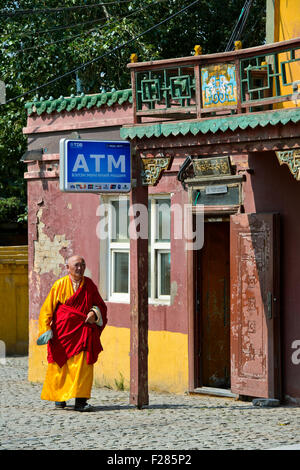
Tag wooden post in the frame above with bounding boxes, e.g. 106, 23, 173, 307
193, 46, 202, 119
129, 146, 149, 408
235, 58, 242, 114
130, 65, 141, 124
194, 64, 202, 119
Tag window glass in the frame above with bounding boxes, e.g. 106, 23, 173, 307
159, 252, 171, 296
155, 199, 170, 242
111, 199, 129, 242
113, 252, 129, 294
148, 197, 171, 301
109, 198, 130, 300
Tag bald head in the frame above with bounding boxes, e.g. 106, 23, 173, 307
67, 255, 85, 265
66, 255, 86, 281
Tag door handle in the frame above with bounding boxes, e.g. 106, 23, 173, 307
267, 291, 272, 320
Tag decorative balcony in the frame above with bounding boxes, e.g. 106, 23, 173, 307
128, 37, 300, 123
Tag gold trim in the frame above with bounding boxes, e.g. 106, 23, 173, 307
276, 149, 300, 180
141, 155, 172, 186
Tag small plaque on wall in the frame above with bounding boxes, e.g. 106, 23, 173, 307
193, 184, 240, 206
205, 185, 228, 195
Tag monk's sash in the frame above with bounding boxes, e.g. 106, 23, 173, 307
47, 281, 102, 368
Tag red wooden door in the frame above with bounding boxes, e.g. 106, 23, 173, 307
230, 213, 281, 399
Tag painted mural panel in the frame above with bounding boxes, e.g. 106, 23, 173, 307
201, 63, 237, 108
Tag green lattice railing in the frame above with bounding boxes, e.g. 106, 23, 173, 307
240, 47, 300, 107
135, 66, 196, 112
129, 37, 300, 122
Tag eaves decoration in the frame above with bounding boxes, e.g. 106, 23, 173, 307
275, 149, 300, 180
25, 89, 132, 116
120, 108, 300, 140
141, 155, 172, 186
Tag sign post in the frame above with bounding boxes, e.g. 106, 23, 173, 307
129, 149, 149, 409
60, 138, 149, 408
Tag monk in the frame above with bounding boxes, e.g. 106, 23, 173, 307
37, 255, 107, 412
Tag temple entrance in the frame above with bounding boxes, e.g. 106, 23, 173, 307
194, 213, 281, 399
195, 220, 230, 390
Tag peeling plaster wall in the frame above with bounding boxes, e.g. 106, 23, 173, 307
27, 177, 103, 384
34, 207, 70, 277
27, 179, 102, 322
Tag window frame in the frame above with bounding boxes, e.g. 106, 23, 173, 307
103, 194, 171, 305
148, 195, 171, 304
108, 197, 130, 303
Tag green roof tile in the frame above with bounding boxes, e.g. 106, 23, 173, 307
120, 108, 300, 140
25, 89, 132, 116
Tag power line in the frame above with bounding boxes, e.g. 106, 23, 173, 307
6, 1, 161, 55
241, 8, 264, 44
0, 1, 132, 17
2, 14, 107, 38
1, 0, 168, 38
225, 0, 253, 52
4, 0, 200, 105
8, 28, 101, 56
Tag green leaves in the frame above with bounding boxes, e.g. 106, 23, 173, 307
1, 0, 266, 100
0, 0, 266, 215
0, 197, 27, 224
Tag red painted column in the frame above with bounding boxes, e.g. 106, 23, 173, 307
129, 146, 149, 408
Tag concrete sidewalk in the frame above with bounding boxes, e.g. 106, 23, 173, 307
1, 357, 300, 451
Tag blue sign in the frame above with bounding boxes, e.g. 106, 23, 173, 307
59, 139, 131, 193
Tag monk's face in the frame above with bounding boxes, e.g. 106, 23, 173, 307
67, 256, 86, 281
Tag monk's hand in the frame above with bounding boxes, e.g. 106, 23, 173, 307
85, 310, 96, 324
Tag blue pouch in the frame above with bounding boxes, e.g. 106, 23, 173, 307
37, 330, 53, 345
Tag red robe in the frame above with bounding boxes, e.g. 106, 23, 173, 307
47, 277, 107, 368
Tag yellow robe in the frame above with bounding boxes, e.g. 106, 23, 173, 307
38, 275, 94, 402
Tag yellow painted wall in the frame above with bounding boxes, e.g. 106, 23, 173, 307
274, 0, 300, 108
29, 322, 189, 395
0, 246, 28, 355
275, 0, 300, 42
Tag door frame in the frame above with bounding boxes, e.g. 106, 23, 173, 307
187, 205, 281, 400
187, 203, 240, 394
195, 218, 231, 391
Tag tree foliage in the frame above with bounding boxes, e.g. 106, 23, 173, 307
0, 0, 266, 221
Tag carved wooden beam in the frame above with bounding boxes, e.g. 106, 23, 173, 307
140, 155, 172, 185
275, 149, 300, 180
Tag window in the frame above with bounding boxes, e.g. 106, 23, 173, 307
105, 196, 171, 303
148, 197, 171, 302
108, 198, 130, 302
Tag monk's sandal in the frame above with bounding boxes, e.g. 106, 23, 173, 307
55, 401, 66, 409
74, 403, 94, 412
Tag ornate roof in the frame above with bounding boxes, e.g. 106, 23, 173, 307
25, 89, 132, 116
120, 108, 300, 140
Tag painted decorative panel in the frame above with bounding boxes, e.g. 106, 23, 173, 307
275, 149, 300, 180
193, 156, 232, 177
141, 156, 171, 186
201, 63, 237, 108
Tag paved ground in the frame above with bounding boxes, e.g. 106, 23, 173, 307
1, 356, 300, 451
